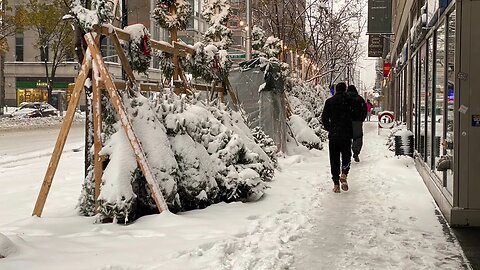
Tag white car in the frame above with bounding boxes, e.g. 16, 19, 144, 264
10, 102, 59, 118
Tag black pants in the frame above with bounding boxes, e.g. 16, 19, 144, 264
352, 121, 363, 156
329, 137, 352, 185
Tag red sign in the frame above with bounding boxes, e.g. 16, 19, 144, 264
383, 62, 391, 77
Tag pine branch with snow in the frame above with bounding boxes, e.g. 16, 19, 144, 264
70, 0, 114, 31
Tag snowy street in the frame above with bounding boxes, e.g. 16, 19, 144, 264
0, 121, 470, 269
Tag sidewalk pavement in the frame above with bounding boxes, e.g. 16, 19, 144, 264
289, 121, 472, 269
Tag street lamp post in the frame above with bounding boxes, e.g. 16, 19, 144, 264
41, 45, 53, 105
246, 0, 252, 60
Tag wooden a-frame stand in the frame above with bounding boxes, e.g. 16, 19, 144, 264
32, 23, 240, 217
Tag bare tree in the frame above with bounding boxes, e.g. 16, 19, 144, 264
0, 1, 28, 114
18, 0, 74, 105
253, 0, 365, 84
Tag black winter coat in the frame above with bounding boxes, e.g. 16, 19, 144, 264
321, 92, 353, 139
347, 91, 367, 122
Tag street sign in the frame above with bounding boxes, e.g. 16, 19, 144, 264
227, 53, 246, 59
368, 35, 384, 57
368, 0, 393, 34
378, 111, 395, 129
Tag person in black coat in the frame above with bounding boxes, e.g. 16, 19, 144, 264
347, 85, 367, 162
321, 82, 352, 193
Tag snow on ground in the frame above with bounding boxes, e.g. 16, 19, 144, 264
0, 108, 85, 131
0, 121, 470, 269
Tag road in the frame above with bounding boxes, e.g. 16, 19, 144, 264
0, 124, 85, 165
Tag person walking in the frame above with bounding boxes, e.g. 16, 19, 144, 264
321, 82, 353, 193
347, 85, 367, 162
366, 99, 373, 121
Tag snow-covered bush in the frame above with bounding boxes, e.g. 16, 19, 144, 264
152, 0, 192, 31
252, 26, 266, 54
78, 91, 274, 222
263, 36, 282, 59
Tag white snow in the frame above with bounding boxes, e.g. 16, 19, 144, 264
0, 122, 468, 269
288, 114, 321, 146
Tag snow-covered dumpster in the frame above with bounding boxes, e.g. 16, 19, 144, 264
394, 130, 414, 157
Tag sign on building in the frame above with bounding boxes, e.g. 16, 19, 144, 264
367, 0, 393, 34
368, 35, 384, 57
227, 53, 246, 59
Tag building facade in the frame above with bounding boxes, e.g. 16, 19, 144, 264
385, 0, 480, 226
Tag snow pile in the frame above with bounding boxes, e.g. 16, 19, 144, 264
0, 114, 85, 131
0, 234, 16, 259
79, 92, 276, 222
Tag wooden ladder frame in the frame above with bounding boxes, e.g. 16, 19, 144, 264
32, 22, 240, 217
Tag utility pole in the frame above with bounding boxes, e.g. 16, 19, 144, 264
121, 0, 128, 80
246, 0, 252, 60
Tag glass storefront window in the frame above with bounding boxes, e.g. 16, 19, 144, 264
434, 22, 446, 180
446, 10, 456, 194
419, 45, 427, 159
412, 55, 417, 148
427, 37, 434, 167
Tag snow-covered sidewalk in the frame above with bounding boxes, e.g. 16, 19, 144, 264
0, 122, 470, 269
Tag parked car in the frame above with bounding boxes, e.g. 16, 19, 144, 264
10, 102, 59, 118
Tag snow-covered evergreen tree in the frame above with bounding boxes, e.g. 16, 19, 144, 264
263, 36, 282, 59
252, 25, 266, 58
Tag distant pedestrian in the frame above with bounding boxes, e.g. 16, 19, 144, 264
321, 82, 353, 193
366, 99, 373, 121
347, 85, 367, 162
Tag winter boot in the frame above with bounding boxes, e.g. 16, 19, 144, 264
340, 174, 349, 191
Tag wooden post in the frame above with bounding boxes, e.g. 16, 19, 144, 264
110, 30, 137, 87
85, 33, 168, 213
32, 56, 91, 217
92, 66, 103, 212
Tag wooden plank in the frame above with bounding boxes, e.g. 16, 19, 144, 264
98, 80, 162, 92
94, 25, 187, 57
191, 83, 224, 92
92, 66, 103, 212
225, 79, 239, 111
173, 41, 195, 55
32, 56, 91, 217
151, 40, 179, 56
177, 66, 193, 95
85, 33, 168, 213
110, 30, 136, 87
